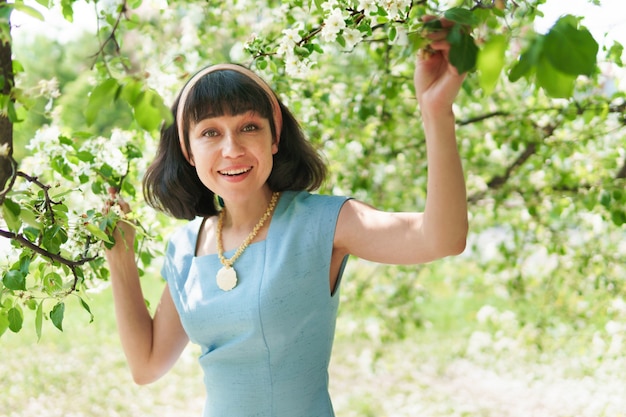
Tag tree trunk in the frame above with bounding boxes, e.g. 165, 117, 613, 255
0, 0, 14, 192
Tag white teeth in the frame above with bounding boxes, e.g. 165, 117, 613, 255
219, 167, 251, 176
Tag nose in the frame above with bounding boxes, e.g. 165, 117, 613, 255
221, 131, 245, 158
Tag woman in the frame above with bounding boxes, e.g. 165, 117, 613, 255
105, 19, 468, 417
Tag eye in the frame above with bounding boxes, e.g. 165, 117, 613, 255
201, 128, 219, 138
242, 123, 259, 132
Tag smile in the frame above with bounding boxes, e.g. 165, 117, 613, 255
219, 167, 252, 176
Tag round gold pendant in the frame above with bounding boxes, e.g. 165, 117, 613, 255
216, 266, 237, 291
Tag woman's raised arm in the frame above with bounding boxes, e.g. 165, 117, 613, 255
334, 18, 468, 265
104, 191, 189, 385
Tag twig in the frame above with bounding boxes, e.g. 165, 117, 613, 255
0, 229, 97, 267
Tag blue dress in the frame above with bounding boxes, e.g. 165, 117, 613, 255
162, 191, 350, 417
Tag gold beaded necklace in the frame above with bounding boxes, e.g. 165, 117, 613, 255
215, 191, 280, 291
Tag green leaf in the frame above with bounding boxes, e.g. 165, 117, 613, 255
389, 26, 397, 42
44, 272, 63, 291
8, 307, 23, 333
50, 302, 65, 332
544, 15, 598, 76
256, 58, 268, 70
42, 224, 69, 254
60, 0, 73, 21
611, 210, 626, 226
536, 55, 576, 98
313, 0, 324, 13
294, 46, 311, 57
86, 78, 121, 126
0, 313, 9, 338
121, 178, 136, 197
447, 25, 478, 73
79, 297, 94, 323
11, 2, 44, 21
3, 270, 26, 291
443, 7, 479, 27
607, 41, 623, 67
124, 143, 142, 160
600, 190, 611, 208
477, 35, 507, 94
2, 198, 21, 232
509, 36, 544, 82
123, 85, 170, 132
132, 90, 163, 131
422, 19, 443, 31
18, 255, 31, 275
85, 223, 113, 243
336, 35, 346, 48
75, 150, 95, 162
20, 208, 41, 230
35, 301, 43, 341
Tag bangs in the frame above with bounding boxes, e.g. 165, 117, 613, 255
182, 70, 275, 132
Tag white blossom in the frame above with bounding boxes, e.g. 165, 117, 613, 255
37, 78, 61, 99
282, 27, 302, 45
393, 25, 408, 46
381, 0, 411, 20
229, 41, 246, 63
476, 305, 498, 324
276, 41, 292, 58
321, 0, 339, 12
342, 27, 363, 50
358, 0, 378, 17
321, 8, 346, 43
97, 0, 124, 16
284, 55, 313, 78
243, 32, 258, 50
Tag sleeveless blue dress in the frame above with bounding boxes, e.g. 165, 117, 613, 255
162, 191, 350, 417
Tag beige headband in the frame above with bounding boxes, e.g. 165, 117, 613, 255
176, 63, 283, 161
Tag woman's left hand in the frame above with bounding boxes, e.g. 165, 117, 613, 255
414, 17, 467, 112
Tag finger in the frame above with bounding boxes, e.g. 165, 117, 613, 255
118, 199, 131, 214
425, 30, 448, 42
421, 15, 456, 29
107, 186, 119, 199
437, 18, 457, 28
428, 40, 452, 53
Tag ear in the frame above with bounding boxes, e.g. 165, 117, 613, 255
271, 135, 280, 155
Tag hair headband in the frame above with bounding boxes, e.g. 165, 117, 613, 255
176, 63, 283, 161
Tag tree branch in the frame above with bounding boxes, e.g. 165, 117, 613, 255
0, 228, 97, 268
90, 0, 129, 70
0, 0, 15, 193
468, 142, 538, 203
16, 171, 60, 223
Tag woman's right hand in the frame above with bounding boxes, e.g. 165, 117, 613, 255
104, 187, 136, 255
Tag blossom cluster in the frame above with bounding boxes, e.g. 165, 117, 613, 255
269, 0, 414, 77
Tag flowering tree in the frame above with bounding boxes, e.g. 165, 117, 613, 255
1, 0, 624, 339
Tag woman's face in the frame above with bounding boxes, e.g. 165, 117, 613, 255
187, 110, 278, 202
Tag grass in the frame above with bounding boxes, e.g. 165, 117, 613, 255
0, 276, 205, 417
2, 264, 626, 417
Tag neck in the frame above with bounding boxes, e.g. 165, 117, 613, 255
221, 188, 276, 233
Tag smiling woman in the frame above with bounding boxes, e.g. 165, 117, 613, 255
104, 54, 468, 417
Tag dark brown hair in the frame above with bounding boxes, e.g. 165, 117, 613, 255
143, 68, 327, 220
